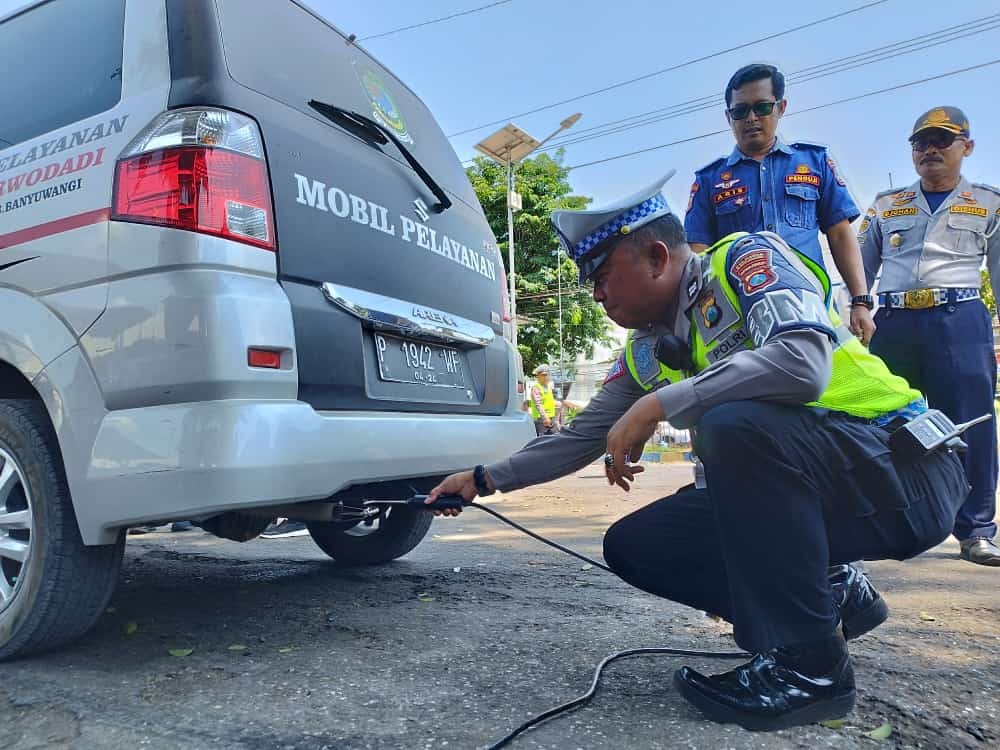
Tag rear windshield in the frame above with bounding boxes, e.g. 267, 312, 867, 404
216, 0, 477, 207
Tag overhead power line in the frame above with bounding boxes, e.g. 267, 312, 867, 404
446, 0, 889, 136
542, 15, 999, 152
359, 0, 513, 42
566, 58, 1000, 171
459, 15, 999, 166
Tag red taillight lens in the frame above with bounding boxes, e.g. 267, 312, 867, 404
113, 146, 275, 251
247, 348, 282, 369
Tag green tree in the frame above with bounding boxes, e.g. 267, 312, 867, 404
466, 151, 612, 373
981, 268, 996, 315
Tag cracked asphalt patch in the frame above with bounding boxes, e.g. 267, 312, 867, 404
0, 463, 996, 749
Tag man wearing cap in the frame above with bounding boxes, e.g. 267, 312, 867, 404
685, 63, 877, 345
859, 106, 1000, 566
427, 172, 966, 730
528, 365, 558, 435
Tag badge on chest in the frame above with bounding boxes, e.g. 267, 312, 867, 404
693, 279, 739, 344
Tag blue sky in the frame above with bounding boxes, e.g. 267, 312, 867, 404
3, 0, 994, 214
320, 0, 998, 214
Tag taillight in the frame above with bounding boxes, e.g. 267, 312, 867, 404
112, 108, 275, 251
247, 348, 282, 369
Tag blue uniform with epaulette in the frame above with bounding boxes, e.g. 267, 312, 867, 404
684, 138, 859, 269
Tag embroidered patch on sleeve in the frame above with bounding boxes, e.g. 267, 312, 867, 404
730, 247, 778, 295
827, 156, 846, 186
686, 181, 699, 213
604, 355, 626, 384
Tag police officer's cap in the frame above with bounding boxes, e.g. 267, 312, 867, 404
910, 106, 971, 140
551, 170, 676, 284
532, 364, 550, 376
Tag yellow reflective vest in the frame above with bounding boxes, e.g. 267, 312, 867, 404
624, 233, 921, 420
529, 381, 557, 420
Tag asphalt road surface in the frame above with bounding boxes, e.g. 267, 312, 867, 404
1, 463, 997, 749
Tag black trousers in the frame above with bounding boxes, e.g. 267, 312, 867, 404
603, 401, 969, 653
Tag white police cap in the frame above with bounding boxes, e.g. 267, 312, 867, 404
551, 170, 676, 284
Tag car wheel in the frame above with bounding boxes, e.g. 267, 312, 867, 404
307, 505, 432, 565
0, 400, 125, 660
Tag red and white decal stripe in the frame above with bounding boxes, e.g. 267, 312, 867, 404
0, 208, 110, 250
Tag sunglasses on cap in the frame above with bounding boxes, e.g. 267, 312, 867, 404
910, 131, 965, 152
727, 101, 779, 120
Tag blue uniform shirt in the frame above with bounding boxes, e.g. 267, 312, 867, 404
684, 138, 860, 268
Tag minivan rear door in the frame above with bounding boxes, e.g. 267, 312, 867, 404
212, 0, 511, 413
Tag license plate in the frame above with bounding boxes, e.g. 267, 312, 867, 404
373, 333, 466, 388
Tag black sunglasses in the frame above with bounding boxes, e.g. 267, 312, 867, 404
727, 101, 779, 120
910, 131, 964, 152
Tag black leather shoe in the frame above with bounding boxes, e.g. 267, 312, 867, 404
674, 651, 855, 731
830, 563, 889, 639
959, 537, 1000, 566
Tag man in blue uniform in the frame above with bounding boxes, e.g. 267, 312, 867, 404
685, 63, 876, 345
859, 106, 1000, 566
428, 174, 968, 730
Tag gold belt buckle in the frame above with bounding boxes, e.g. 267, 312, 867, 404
903, 289, 935, 309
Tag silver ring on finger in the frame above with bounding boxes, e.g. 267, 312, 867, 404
604, 452, 615, 467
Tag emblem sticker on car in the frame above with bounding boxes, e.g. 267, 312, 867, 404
355, 66, 413, 144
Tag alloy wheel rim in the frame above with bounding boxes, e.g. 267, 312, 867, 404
0, 445, 33, 611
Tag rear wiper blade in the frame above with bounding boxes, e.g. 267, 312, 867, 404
309, 99, 452, 214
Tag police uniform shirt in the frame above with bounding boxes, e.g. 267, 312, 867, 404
485, 238, 835, 491
684, 138, 860, 268
858, 177, 1000, 300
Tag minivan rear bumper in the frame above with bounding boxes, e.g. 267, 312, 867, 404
75, 400, 533, 544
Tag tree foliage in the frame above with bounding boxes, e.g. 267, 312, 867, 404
466, 151, 612, 374
981, 268, 996, 315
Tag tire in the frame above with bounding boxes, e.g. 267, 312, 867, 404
0, 399, 125, 660
307, 505, 433, 565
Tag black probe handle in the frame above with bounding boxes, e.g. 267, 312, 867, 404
409, 494, 468, 511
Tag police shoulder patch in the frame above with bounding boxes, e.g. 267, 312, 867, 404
603, 354, 626, 385
729, 242, 778, 296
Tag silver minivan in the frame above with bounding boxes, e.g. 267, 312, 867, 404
0, 0, 531, 659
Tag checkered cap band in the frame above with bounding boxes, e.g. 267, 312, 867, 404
571, 194, 667, 262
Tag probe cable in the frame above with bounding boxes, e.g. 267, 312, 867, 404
391, 498, 750, 749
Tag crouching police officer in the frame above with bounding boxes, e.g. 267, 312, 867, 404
428, 172, 968, 731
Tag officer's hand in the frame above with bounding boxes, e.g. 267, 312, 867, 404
849, 304, 876, 347
543, 417, 552, 427
605, 393, 662, 492
427, 471, 477, 516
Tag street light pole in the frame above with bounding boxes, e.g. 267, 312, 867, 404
506, 153, 518, 353
557, 247, 564, 389
474, 114, 582, 358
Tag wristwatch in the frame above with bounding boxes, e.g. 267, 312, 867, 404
473, 464, 495, 496
850, 294, 875, 310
